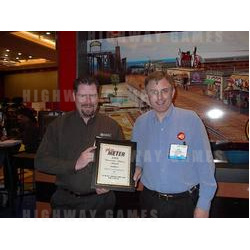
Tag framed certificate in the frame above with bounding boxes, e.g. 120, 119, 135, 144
92, 137, 137, 192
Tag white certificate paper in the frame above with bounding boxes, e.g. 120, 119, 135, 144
97, 143, 131, 186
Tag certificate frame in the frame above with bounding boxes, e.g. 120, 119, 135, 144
92, 137, 137, 192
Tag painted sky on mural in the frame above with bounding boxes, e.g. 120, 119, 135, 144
88, 31, 249, 62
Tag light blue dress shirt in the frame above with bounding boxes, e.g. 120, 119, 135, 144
132, 104, 217, 211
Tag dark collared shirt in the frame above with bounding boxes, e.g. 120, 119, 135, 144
35, 111, 123, 194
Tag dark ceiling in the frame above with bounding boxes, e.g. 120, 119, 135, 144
0, 31, 172, 73
0, 31, 57, 72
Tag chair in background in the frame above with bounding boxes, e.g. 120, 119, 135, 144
12, 152, 36, 199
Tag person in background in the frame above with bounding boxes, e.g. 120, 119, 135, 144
5, 97, 26, 137
35, 76, 124, 218
182, 74, 189, 91
0, 98, 10, 141
132, 71, 217, 218
16, 108, 40, 153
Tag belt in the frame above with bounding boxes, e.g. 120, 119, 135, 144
60, 188, 96, 198
144, 185, 199, 201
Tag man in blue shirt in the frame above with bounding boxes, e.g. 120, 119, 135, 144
132, 71, 217, 218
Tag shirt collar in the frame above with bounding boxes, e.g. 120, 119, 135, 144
75, 110, 98, 125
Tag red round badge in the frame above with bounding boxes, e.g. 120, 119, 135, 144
177, 132, 185, 140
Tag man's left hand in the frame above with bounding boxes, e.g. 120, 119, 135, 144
194, 207, 209, 218
133, 166, 142, 187
96, 187, 109, 195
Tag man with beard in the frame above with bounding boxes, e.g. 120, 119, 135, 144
35, 77, 124, 217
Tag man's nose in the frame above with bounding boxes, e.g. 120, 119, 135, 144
157, 91, 163, 100
84, 95, 92, 103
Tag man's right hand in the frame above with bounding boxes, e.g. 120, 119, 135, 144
75, 146, 96, 171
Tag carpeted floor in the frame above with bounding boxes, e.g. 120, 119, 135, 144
0, 194, 36, 218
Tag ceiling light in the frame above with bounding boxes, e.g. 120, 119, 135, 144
18, 52, 22, 55
29, 55, 32, 59
16, 58, 48, 66
5, 54, 8, 57
6, 49, 10, 52
11, 31, 56, 50
46, 32, 51, 35
16, 57, 19, 60
4, 58, 7, 61
206, 109, 224, 119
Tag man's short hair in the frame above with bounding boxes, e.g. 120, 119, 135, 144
145, 71, 175, 89
73, 76, 99, 93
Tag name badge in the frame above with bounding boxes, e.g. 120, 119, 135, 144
169, 144, 188, 160
99, 133, 112, 138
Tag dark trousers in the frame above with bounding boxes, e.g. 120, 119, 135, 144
140, 187, 199, 218
50, 189, 116, 218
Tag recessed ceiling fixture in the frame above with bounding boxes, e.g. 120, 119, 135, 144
6, 49, 10, 52
18, 52, 22, 55
29, 55, 32, 59
4, 54, 8, 57
46, 32, 51, 35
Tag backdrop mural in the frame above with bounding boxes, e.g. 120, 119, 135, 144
86, 31, 249, 148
